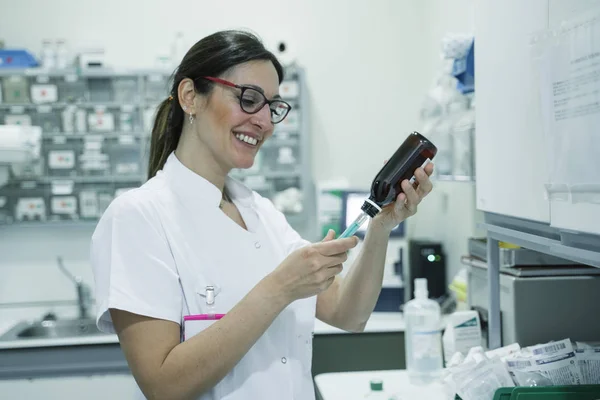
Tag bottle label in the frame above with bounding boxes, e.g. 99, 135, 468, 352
409, 158, 432, 184
412, 329, 443, 360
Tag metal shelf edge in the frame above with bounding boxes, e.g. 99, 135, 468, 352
0, 103, 142, 109
482, 222, 600, 268
0, 68, 172, 78
0, 220, 99, 229
10, 176, 144, 184
42, 132, 149, 139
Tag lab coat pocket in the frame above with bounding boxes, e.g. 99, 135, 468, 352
180, 281, 224, 342
174, 257, 223, 318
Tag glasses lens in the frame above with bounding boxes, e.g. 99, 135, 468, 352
240, 88, 264, 113
270, 101, 291, 124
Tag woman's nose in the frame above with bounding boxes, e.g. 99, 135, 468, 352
251, 103, 273, 129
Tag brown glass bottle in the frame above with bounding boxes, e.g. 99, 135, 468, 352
339, 132, 437, 238
361, 131, 438, 217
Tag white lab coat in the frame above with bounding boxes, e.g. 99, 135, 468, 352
91, 152, 317, 400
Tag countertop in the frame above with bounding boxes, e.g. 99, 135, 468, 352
0, 312, 406, 350
0, 332, 120, 350
314, 370, 446, 400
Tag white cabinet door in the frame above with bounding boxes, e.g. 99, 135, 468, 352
475, 0, 551, 222
550, 202, 600, 235
0, 375, 140, 400
546, 0, 600, 235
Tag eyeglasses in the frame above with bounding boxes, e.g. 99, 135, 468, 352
199, 76, 292, 124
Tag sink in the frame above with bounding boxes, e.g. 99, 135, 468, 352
17, 319, 101, 338
0, 318, 107, 342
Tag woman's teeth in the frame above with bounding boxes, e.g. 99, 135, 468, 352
235, 133, 258, 146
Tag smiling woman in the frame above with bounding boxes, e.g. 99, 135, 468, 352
90, 28, 433, 400
91, 30, 361, 400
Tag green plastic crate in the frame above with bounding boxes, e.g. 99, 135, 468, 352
493, 385, 600, 400
456, 385, 600, 400
493, 388, 515, 400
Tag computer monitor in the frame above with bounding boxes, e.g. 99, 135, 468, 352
340, 191, 405, 238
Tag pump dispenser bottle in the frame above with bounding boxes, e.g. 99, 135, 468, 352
339, 132, 437, 238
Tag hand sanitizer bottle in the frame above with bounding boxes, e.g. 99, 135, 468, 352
404, 278, 443, 385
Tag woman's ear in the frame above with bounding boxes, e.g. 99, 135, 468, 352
178, 78, 197, 113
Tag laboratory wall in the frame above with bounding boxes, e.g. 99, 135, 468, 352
405, 0, 480, 287
0, 0, 429, 187
0, 0, 477, 322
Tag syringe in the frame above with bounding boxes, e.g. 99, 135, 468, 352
338, 211, 370, 238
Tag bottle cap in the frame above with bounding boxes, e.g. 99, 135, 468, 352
370, 379, 383, 391
414, 278, 428, 298
361, 198, 381, 218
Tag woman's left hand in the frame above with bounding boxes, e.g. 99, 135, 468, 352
372, 162, 435, 232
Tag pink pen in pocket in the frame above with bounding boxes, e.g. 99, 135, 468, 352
183, 314, 226, 341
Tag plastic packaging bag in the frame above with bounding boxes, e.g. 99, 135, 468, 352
453, 357, 515, 400
575, 341, 600, 385
485, 343, 521, 362
443, 345, 516, 400
506, 339, 583, 386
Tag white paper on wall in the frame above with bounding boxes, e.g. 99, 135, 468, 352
533, 12, 600, 204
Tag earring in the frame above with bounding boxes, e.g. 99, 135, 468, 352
189, 113, 194, 125
182, 105, 187, 111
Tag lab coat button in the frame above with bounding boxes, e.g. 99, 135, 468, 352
254, 241, 261, 249
281, 357, 287, 364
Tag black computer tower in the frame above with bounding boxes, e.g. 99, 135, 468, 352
404, 240, 447, 302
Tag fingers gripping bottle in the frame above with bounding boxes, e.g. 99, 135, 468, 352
338, 132, 437, 238
404, 278, 443, 385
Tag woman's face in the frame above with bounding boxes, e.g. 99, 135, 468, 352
193, 60, 280, 171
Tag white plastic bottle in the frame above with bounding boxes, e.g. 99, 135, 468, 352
404, 278, 443, 385
41, 39, 55, 69
55, 39, 70, 69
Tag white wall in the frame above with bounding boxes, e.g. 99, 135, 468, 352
0, 0, 477, 314
406, 0, 481, 286
0, 0, 430, 187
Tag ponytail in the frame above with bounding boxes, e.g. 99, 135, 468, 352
147, 96, 184, 179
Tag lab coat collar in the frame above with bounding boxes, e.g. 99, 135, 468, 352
225, 175, 255, 207
162, 152, 254, 208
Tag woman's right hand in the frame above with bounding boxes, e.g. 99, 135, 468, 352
267, 230, 359, 302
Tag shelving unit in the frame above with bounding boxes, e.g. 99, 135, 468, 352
481, 212, 600, 349
0, 64, 316, 239
0, 67, 161, 225
20, 175, 143, 184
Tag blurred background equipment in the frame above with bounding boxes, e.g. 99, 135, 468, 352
420, 34, 475, 182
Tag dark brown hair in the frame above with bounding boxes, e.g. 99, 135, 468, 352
147, 30, 284, 179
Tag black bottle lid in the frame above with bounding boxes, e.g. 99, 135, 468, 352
361, 198, 381, 218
